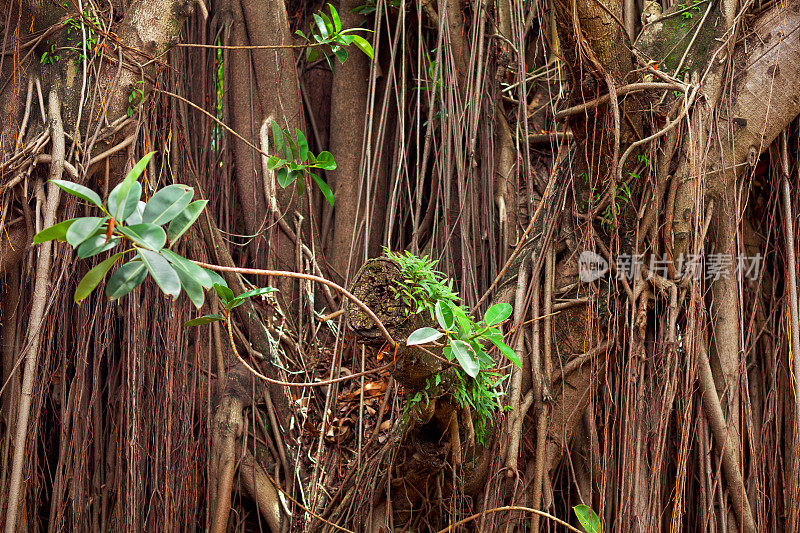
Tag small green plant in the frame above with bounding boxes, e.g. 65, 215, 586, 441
185, 284, 277, 327
127, 81, 145, 117
636, 152, 653, 171
387, 250, 521, 443
40, 43, 59, 65
295, 4, 374, 68
265, 120, 337, 205
64, 10, 99, 65
573, 504, 602, 532
599, 181, 632, 229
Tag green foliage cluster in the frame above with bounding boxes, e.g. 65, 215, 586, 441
386, 250, 521, 443
266, 121, 337, 205
295, 4, 375, 68
127, 81, 145, 118
64, 10, 100, 65
33, 153, 225, 308
40, 44, 59, 65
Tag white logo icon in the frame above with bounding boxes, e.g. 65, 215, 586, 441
579, 251, 608, 282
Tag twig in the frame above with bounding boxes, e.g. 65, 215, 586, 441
434, 505, 584, 533
193, 261, 396, 347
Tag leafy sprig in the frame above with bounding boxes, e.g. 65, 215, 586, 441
266, 121, 336, 205
295, 4, 375, 68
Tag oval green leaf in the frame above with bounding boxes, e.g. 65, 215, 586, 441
77, 235, 120, 259
351, 35, 374, 59
451, 339, 479, 378
160, 249, 215, 288
173, 263, 205, 309
142, 184, 194, 226
51, 179, 104, 209
74, 252, 124, 303
407, 327, 443, 346
573, 504, 602, 533
488, 333, 521, 368
66, 216, 108, 248
106, 260, 148, 300
315, 151, 337, 170
108, 180, 142, 222
167, 199, 208, 244
33, 218, 77, 244
435, 300, 454, 330
184, 315, 225, 327
118, 223, 167, 251
484, 302, 513, 326
138, 249, 181, 298
213, 283, 235, 304
310, 173, 335, 206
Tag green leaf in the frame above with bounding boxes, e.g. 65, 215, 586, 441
33, 219, 77, 244
449, 302, 473, 338
328, 3, 342, 32
271, 121, 284, 152
66, 216, 108, 247
167, 200, 208, 244
306, 46, 319, 62
77, 235, 120, 259
161, 249, 215, 288
213, 283, 235, 304
311, 173, 335, 206
184, 314, 225, 327
113, 152, 155, 216
206, 270, 228, 289
488, 333, 521, 368
118, 223, 167, 250
138, 249, 181, 298
126, 201, 146, 225
573, 505, 602, 533
227, 286, 278, 309
276, 168, 296, 188
296, 129, 309, 161
451, 340, 479, 378
313, 13, 329, 39
142, 184, 194, 225
283, 132, 297, 160
295, 29, 307, 40
74, 252, 124, 303
173, 261, 205, 309
351, 35, 374, 59
266, 156, 282, 170
319, 12, 334, 36
443, 346, 454, 361
108, 180, 142, 222
315, 151, 337, 170
484, 303, 513, 326
105, 260, 148, 300
407, 327, 442, 346
333, 47, 347, 63
435, 300, 454, 330
295, 174, 305, 195
51, 179, 104, 209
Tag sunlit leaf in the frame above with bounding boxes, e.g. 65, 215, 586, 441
142, 184, 194, 226
74, 252, 124, 303
484, 303, 513, 326
118, 223, 166, 251
66, 216, 108, 247
451, 340, 479, 378
311, 173, 334, 206
351, 35, 374, 59
33, 219, 77, 244
573, 505, 602, 533
407, 327, 442, 346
